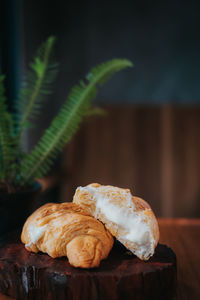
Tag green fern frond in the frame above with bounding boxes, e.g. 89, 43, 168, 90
19, 58, 133, 185
16, 36, 58, 134
0, 75, 16, 180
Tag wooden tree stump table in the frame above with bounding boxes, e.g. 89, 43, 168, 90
0, 228, 176, 300
2, 218, 200, 299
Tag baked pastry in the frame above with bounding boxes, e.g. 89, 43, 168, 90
21, 202, 114, 268
73, 183, 159, 260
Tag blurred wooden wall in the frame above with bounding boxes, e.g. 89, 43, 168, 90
58, 106, 200, 218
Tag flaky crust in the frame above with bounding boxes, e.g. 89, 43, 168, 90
21, 202, 113, 268
73, 183, 159, 260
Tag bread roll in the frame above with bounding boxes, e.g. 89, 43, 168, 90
73, 183, 159, 260
21, 202, 114, 268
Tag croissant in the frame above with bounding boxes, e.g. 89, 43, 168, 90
73, 183, 159, 260
21, 202, 114, 268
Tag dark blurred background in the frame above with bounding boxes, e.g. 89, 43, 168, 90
1, 0, 200, 217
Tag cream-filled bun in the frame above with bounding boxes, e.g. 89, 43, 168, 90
73, 183, 159, 260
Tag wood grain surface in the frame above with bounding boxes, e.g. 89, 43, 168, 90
61, 106, 200, 218
159, 218, 200, 299
0, 218, 199, 300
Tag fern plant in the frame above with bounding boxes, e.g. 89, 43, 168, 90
0, 36, 133, 191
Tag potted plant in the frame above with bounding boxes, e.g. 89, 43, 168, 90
0, 36, 132, 236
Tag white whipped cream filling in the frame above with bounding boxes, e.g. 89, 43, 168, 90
78, 185, 154, 256
26, 224, 47, 247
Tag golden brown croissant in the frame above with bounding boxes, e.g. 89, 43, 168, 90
73, 183, 159, 260
21, 202, 114, 268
